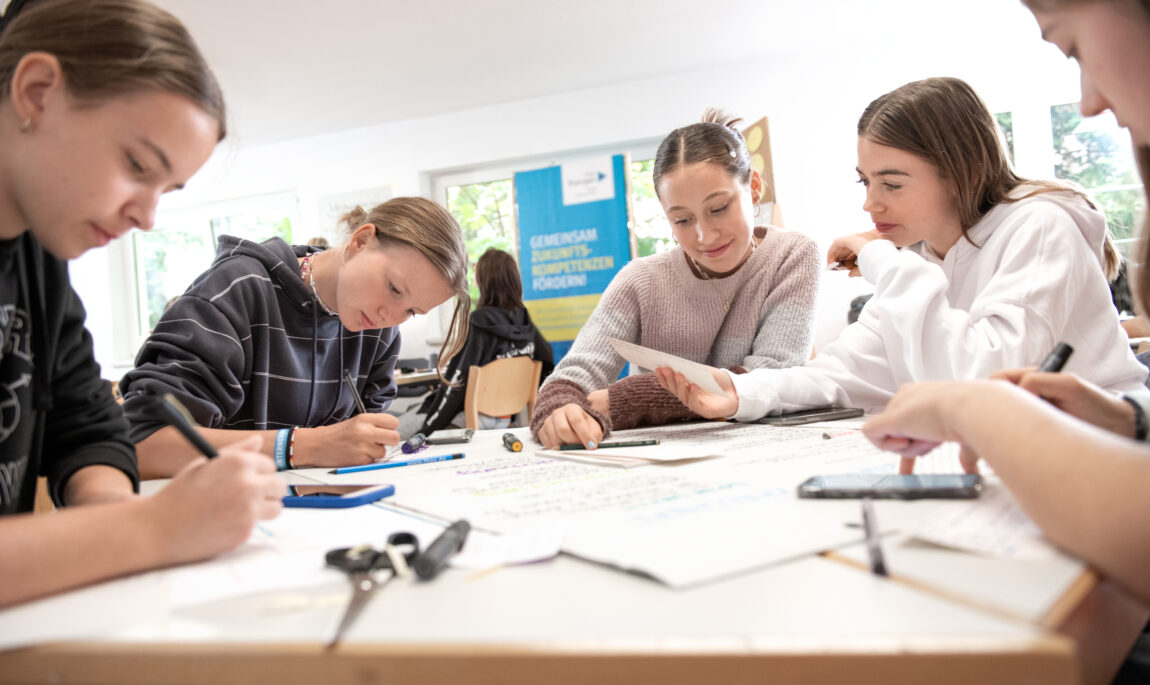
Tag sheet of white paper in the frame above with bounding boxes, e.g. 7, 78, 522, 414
562, 489, 863, 588
608, 338, 726, 395
534, 450, 652, 468
535, 442, 724, 463
165, 504, 449, 610
449, 524, 566, 571
910, 481, 1058, 561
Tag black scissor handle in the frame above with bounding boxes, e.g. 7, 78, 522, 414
384, 532, 420, 566
325, 544, 383, 573
324, 532, 421, 573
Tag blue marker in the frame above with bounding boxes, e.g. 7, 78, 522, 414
329, 453, 464, 475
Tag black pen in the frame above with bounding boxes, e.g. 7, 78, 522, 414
557, 439, 659, 451
1037, 342, 1074, 373
860, 498, 888, 577
344, 369, 367, 414
414, 519, 470, 581
148, 393, 217, 458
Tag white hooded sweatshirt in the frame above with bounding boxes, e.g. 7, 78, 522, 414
731, 186, 1149, 420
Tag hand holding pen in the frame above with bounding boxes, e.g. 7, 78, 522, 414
272, 370, 402, 468
989, 343, 1143, 439
142, 394, 284, 554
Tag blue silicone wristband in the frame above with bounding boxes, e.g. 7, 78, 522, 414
274, 428, 290, 471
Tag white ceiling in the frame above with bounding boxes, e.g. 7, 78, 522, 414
152, 0, 1017, 148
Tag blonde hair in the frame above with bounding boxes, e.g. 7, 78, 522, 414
0, 0, 226, 141
338, 198, 470, 381
859, 76, 1120, 279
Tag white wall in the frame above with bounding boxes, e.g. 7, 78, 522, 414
73, 1, 1084, 377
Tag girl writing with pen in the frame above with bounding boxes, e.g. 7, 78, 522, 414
658, 76, 1148, 423
120, 199, 471, 477
0, 0, 284, 607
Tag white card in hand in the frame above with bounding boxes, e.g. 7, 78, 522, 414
608, 338, 727, 395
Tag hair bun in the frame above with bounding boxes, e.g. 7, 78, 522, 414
700, 107, 744, 135
338, 205, 369, 233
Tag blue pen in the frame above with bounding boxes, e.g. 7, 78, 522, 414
329, 453, 464, 474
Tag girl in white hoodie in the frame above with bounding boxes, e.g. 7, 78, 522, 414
658, 76, 1148, 421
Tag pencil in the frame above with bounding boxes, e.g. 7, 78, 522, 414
329, 453, 464, 474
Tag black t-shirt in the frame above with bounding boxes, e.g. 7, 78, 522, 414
0, 234, 137, 514
0, 241, 36, 512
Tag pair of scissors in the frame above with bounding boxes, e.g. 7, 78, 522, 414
324, 532, 420, 650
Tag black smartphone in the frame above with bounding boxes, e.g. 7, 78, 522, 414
425, 428, 474, 445
759, 406, 864, 426
282, 483, 395, 508
796, 474, 983, 500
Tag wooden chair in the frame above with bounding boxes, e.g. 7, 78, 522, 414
34, 477, 54, 514
463, 357, 542, 431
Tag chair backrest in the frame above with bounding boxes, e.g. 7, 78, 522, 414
463, 356, 542, 430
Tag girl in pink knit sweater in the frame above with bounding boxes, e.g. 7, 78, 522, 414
532, 110, 820, 449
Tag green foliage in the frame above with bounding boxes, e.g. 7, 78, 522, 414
994, 111, 1015, 165
446, 180, 515, 306
442, 160, 674, 310
630, 159, 674, 257
1050, 102, 1143, 243
136, 213, 295, 333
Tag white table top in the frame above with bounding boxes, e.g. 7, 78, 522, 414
2, 424, 1143, 685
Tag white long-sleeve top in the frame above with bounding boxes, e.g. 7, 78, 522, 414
731, 187, 1149, 420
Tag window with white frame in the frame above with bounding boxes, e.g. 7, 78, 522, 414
132, 192, 300, 336
432, 142, 662, 307
1049, 106, 1144, 254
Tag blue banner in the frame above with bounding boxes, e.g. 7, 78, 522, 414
515, 155, 632, 362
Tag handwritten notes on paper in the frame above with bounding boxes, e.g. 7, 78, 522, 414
383, 422, 919, 587
608, 338, 727, 395
910, 482, 1060, 561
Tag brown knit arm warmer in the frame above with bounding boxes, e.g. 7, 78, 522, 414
530, 378, 613, 440
608, 368, 750, 430
607, 373, 699, 429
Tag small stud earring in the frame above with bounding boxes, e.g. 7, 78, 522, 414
20, 118, 30, 132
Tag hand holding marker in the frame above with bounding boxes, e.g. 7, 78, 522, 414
148, 393, 217, 458
1036, 342, 1073, 373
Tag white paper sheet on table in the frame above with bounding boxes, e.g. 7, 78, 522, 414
562, 488, 864, 588
535, 441, 725, 465
449, 524, 566, 571
909, 482, 1058, 561
608, 338, 727, 395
